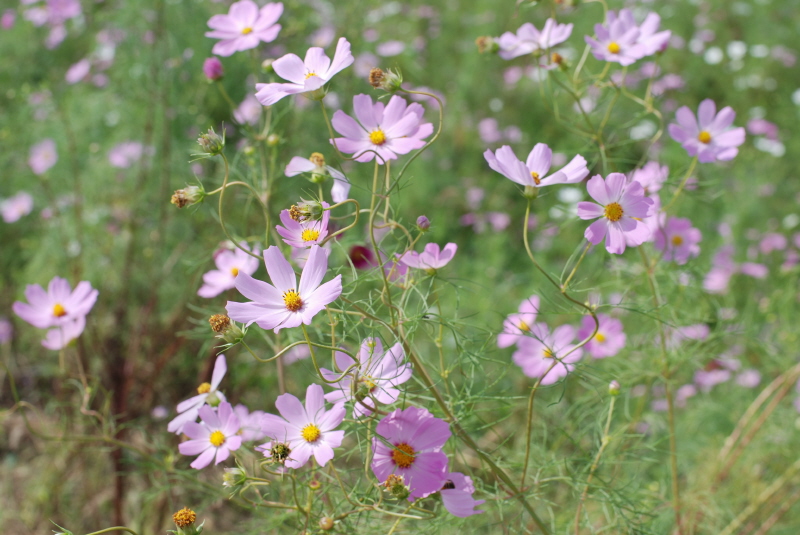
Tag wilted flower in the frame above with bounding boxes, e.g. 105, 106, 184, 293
171, 185, 204, 208
179, 401, 242, 470
368, 67, 403, 92
108, 141, 150, 169
198, 242, 261, 298
205, 0, 283, 57
668, 99, 745, 163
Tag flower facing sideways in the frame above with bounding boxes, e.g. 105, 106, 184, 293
285, 153, 351, 203
168, 354, 228, 434
668, 99, 745, 163
198, 242, 261, 298
496, 19, 574, 60
437, 472, 485, 517
226, 245, 342, 332
179, 401, 242, 470
276, 201, 330, 248
398, 243, 457, 272
205, 0, 283, 57
484, 143, 589, 194
497, 294, 541, 349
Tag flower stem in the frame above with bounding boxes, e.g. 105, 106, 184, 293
218, 154, 262, 259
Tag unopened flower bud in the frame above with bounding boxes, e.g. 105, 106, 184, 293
171, 185, 204, 208
223, 467, 246, 488
319, 517, 335, 531
522, 185, 540, 200
289, 199, 324, 222
206, 391, 221, 407
369, 67, 403, 92
475, 36, 498, 54
203, 57, 223, 81
197, 127, 225, 155
261, 58, 275, 73
609, 380, 621, 396
266, 133, 280, 147
309, 479, 322, 491
384, 474, 410, 500
416, 215, 431, 231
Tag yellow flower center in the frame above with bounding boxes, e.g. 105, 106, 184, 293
671, 235, 684, 246
360, 376, 377, 392
595, 332, 606, 343
173, 507, 196, 528
607, 42, 621, 54
241, 27, 253, 35
309, 152, 325, 167
369, 129, 387, 145
230, 267, 239, 277
518, 320, 530, 332
604, 202, 624, 222
530, 171, 541, 185
283, 290, 303, 312
542, 348, 554, 359
305, 71, 317, 79
301, 423, 321, 442
209, 430, 226, 447
698, 131, 712, 144
197, 382, 212, 394
301, 229, 320, 242
52, 303, 67, 317
391, 443, 416, 468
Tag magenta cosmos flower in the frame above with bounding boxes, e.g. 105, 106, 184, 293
13, 276, 98, 329
577, 173, 654, 254
484, 144, 589, 191
512, 323, 583, 385
321, 338, 412, 417
255, 37, 353, 106
198, 242, 261, 298
285, 154, 351, 203
668, 99, 746, 163
585, 12, 646, 66
226, 245, 342, 332
29, 138, 58, 175
371, 406, 451, 500
398, 242, 457, 272
258, 383, 346, 468
498, 294, 540, 349
654, 217, 702, 265
438, 472, 485, 517
205, 0, 283, 57
168, 354, 228, 434
179, 401, 242, 470
276, 201, 330, 248
330, 94, 433, 163
577, 314, 626, 359
496, 19, 573, 60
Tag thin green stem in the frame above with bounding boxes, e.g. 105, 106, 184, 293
217, 154, 262, 259
84, 528, 139, 535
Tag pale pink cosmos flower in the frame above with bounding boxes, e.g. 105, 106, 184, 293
613, 9, 671, 55
233, 404, 267, 442
704, 245, 737, 294
29, 138, 58, 175
664, 324, 709, 350
694, 358, 739, 392
321, 338, 412, 418
42, 316, 86, 350
484, 143, 589, 191
654, 217, 702, 265
205, 0, 283, 57
179, 401, 242, 470
398, 243, 457, 271
437, 472, 485, 517
285, 156, 351, 202
254, 37, 353, 106
371, 406, 451, 500
167, 354, 228, 434
65, 58, 90, 84
498, 294, 540, 349
233, 94, 262, 125
736, 369, 761, 388
577, 314, 626, 359
629, 161, 668, 196
747, 118, 779, 141
668, 99, 745, 163
2, 9, 15, 29
108, 141, 150, 168
330, 94, 433, 163
759, 233, 787, 254
578, 173, 654, 254
226, 245, 342, 332
496, 19, 574, 60
13, 276, 98, 329
276, 202, 330, 248
512, 323, 583, 385
198, 242, 261, 298
740, 262, 768, 278
585, 12, 646, 66
1, 192, 34, 223
257, 383, 346, 468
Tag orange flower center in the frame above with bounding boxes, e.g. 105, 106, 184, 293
671, 235, 684, 246
52, 303, 67, 317
283, 290, 303, 312
604, 202, 624, 222
391, 443, 416, 468
369, 129, 387, 145
530, 171, 541, 185
197, 382, 211, 394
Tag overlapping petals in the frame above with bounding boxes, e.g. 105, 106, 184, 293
496, 19, 574, 60
276, 202, 330, 248
198, 242, 261, 298
398, 243, 457, 271
512, 323, 583, 385
13, 276, 98, 329
205, 0, 283, 57
179, 402, 242, 470
484, 143, 589, 190
668, 99, 745, 163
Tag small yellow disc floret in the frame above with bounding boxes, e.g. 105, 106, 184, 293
369, 129, 387, 145
301, 423, 321, 443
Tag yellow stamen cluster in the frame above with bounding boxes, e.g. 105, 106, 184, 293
283, 290, 303, 312
305, 71, 317, 79
241, 27, 253, 35
52, 303, 67, 317
391, 443, 416, 468
607, 42, 621, 54
518, 320, 531, 332
209, 430, 226, 447
310, 152, 326, 167
698, 131, 712, 144
604, 202, 624, 222
530, 171, 541, 185
369, 129, 387, 145
671, 235, 684, 246
542, 348, 554, 359
301, 423, 321, 442
209, 314, 231, 333
301, 229, 321, 242
230, 267, 239, 277
360, 376, 378, 392
197, 382, 212, 394
595, 332, 607, 343
173, 507, 197, 528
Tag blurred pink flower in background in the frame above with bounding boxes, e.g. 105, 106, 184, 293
497, 19, 573, 60
29, 139, 58, 175
512, 323, 583, 384
203, 57, 224, 80
205, 0, 283, 57
1, 192, 34, 223
577, 314, 626, 359
654, 217, 702, 264
108, 141, 151, 168
198, 242, 260, 298
65, 58, 90, 84
747, 118, 779, 141
668, 99, 745, 163
233, 94, 261, 125
398, 243, 457, 271
498, 294, 540, 349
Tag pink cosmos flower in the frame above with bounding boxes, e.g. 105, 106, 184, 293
276, 203, 330, 248
577, 314, 626, 359
108, 141, 150, 169
41, 316, 85, 350
668, 99, 746, 163
438, 472, 485, 517
371, 406, 451, 500
254, 37, 353, 106
736, 369, 761, 388
512, 323, 583, 385
205, 0, 283, 57
585, 12, 646, 66
13, 276, 98, 329
167, 354, 228, 434
654, 217, 702, 264
285, 155, 351, 203
613, 9, 671, 55
258, 383, 346, 468
665, 324, 709, 350
759, 233, 787, 254
233, 93, 261, 125
577, 173, 654, 254
29, 138, 58, 175
747, 118, 779, 141
694, 358, 739, 392
233, 404, 267, 442
496, 19, 574, 60
2, 9, 15, 30
198, 242, 261, 298
65, 58, 90, 84
740, 262, 768, 278
1, 192, 34, 223
226, 245, 342, 332
203, 57, 224, 81
179, 401, 242, 470
398, 242, 457, 271
330, 94, 433, 163
629, 161, 668, 196
484, 144, 589, 191
704, 245, 737, 294
321, 338, 412, 418
497, 294, 540, 349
